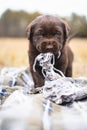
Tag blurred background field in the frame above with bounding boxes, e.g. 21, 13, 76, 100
0, 38, 29, 68
69, 38, 87, 77
0, 38, 87, 77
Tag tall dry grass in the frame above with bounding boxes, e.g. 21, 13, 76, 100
0, 38, 87, 77
69, 38, 87, 77
0, 38, 29, 68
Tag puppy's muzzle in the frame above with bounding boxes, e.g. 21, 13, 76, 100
37, 39, 58, 53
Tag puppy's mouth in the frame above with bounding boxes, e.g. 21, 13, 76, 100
36, 43, 59, 54
45, 46, 57, 53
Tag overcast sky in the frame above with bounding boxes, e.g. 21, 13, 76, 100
0, 0, 87, 17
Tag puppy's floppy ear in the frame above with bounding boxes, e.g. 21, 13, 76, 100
26, 24, 30, 39
26, 15, 42, 40
26, 23, 32, 40
61, 19, 70, 40
26, 20, 36, 40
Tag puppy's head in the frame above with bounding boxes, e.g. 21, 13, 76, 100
26, 15, 70, 54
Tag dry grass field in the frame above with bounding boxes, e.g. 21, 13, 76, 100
0, 38, 29, 68
0, 38, 87, 77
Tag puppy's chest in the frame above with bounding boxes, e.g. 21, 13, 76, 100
35, 53, 67, 76
54, 55, 67, 69
36, 64, 44, 76
36, 57, 61, 72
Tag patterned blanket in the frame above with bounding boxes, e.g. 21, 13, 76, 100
0, 68, 87, 130
0, 52, 87, 130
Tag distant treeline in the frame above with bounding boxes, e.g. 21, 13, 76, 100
0, 9, 87, 37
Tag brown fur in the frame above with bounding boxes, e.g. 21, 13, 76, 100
26, 15, 73, 88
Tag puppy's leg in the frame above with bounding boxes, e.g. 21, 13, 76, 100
65, 47, 73, 77
28, 49, 45, 88
31, 69, 44, 88
65, 64, 73, 77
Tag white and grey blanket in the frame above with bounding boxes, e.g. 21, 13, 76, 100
0, 52, 87, 130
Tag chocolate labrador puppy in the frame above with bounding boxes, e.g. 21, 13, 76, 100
26, 15, 73, 88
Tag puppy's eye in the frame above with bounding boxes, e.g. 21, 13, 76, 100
36, 33, 43, 38
55, 31, 61, 36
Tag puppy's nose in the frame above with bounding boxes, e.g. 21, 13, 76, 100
42, 40, 56, 48
46, 44, 53, 49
